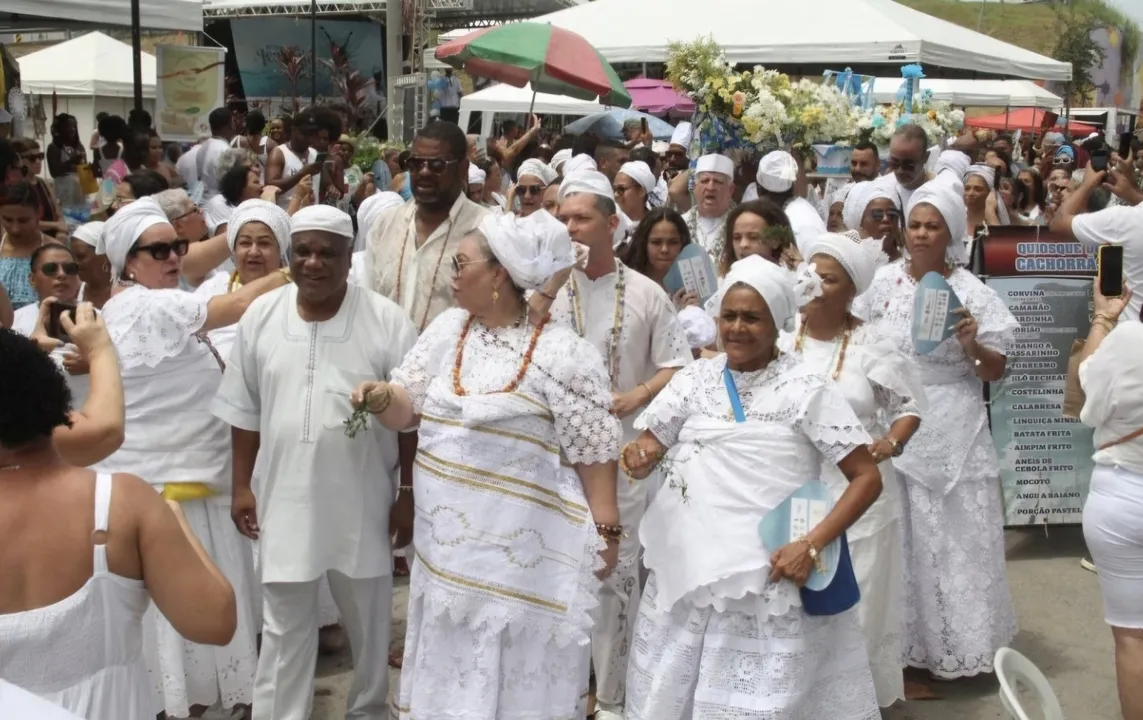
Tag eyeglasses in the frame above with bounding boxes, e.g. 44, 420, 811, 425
39, 261, 80, 276
131, 238, 190, 261
886, 157, 919, 172
407, 156, 459, 174
450, 255, 488, 275
870, 209, 901, 223
23, 153, 45, 162
518, 185, 545, 196
613, 184, 637, 195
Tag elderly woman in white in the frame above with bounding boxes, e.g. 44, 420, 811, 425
621, 254, 883, 719
94, 197, 291, 717
842, 180, 904, 262
853, 166, 1019, 684
510, 158, 558, 218
349, 210, 623, 719
786, 231, 926, 707
1077, 283, 1143, 720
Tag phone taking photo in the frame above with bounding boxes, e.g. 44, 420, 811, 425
1098, 245, 1125, 299
1090, 147, 1111, 173
48, 301, 77, 344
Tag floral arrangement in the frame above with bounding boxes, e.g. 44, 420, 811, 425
851, 66, 965, 145
665, 37, 857, 152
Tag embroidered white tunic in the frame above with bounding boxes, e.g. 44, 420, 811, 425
212, 284, 417, 583
681, 208, 729, 265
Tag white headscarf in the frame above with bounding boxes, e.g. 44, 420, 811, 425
715, 254, 801, 332
821, 182, 854, 221
227, 199, 292, 260
842, 180, 900, 231
70, 221, 105, 250
906, 174, 970, 266
562, 154, 598, 176
550, 149, 573, 175
518, 158, 557, 186
964, 164, 996, 189
558, 169, 613, 203
757, 151, 799, 192
102, 197, 172, 275
355, 191, 405, 252
934, 149, 972, 179
468, 165, 486, 186
803, 230, 888, 295
617, 161, 656, 194
478, 210, 575, 290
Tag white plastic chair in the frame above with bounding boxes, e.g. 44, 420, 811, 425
994, 647, 1065, 720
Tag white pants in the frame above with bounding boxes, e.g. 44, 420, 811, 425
253, 572, 393, 720
1083, 463, 1143, 628
591, 473, 648, 710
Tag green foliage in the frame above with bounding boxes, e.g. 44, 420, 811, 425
1051, 5, 1109, 105
350, 134, 406, 173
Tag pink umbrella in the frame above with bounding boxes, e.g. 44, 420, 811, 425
624, 77, 695, 116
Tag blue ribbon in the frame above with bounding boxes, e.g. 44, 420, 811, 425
722, 366, 746, 423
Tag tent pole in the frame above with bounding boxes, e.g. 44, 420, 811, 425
1004, 103, 1009, 132
528, 90, 537, 116
311, 0, 318, 104
131, 0, 143, 112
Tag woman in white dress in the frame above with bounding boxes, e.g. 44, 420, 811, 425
94, 197, 291, 718
786, 231, 926, 707
621, 255, 884, 719
853, 171, 1019, 683
350, 210, 623, 719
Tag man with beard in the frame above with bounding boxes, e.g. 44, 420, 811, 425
850, 141, 882, 183
368, 121, 488, 333
680, 153, 735, 263
213, 205, 417, 720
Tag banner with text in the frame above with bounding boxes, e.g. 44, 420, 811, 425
982, 228, 1096, 525
156, 45, 226, 142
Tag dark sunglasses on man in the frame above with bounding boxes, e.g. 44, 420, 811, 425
407, 156, 459, 174
39, 261, 81, 276
886, 157, 919, 172
130, 239, 191, 261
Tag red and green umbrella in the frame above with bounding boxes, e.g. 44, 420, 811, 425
434, 22, 632, 108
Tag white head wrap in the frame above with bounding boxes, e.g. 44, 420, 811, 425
677, 305, 717, 349
652, 140, 670, 155
906, 174, 970, 266
518, 158, 557, 186
617, 161, 656, 194
803, 230, 888, 295
291, 204, 354, 241
478, 210, 575, 290
468, 165, 486, 186
695, 153, 734, 179
558, 169, 614, 203
227, 199, 292, 260
670, 121, 693, 149
964, 164, 996, 189
355, 191, 405, 251
550, 149, 573, 174
757, 151, 799, 192
101, 197, 172, 275
934, 149, 971, 179
715, 254, 804, 332
563, 154, 598, 176
70, 221, 105, 250
842, 180, 900, 231
821, 182, 854, 221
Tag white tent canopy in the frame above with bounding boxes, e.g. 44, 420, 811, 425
18, 32, 157, 98
870, 78, 1062, 108
0, 0, 201, 31
460, 83, 604, 137
529, 0, 1072, 81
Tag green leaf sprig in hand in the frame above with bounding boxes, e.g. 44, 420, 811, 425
344, 381, 395, 438
343, 406, 371, 439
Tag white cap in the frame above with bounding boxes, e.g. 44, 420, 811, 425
695, 153, 734, 179
290, 205, 354, 241
757, 151, 799, 193
558, 170, 614, 202
468, 164, 486, 185
551, 148, 574, 173
652, 140, 670, 155
670, 121, 693, 149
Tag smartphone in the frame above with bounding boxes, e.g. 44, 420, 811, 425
1091, 147, 1111, 172
48, 301, 77, 343
641, 117, 649, 135
1098, 245, 1125, 299
314, 151, 329, 164
1119, 132, 1135, 159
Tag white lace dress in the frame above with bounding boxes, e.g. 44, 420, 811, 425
390, 308, 622, 719
92, 284, 259, 715
782, 323, 925, 707
625, 353, 880, 720
854, 260, 1020, 678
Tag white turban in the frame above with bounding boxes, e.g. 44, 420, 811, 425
907, 174, 970, 266
102, 197, 172, 275
695, 153, 734, 179
964, 164, 996, 189
478, 210, 575, 290
518, 158, 557, 186
715, 254, 801, 332
550, 149, 573, 174
670, 121, 693, 149
618, 161, 656, 194
558, 169, 614, 203
842, 180, 900, 231
291, 204, 354, 241
757, 151, 799, 192
803, 230, 888, 296
563, 154, 598, 176
652, 140, 670, 155
70, 221, 105, 250
821, 182, 854, 221
934, 149, 971, 179
356, 191, 405, 252
677, 305, 717, 349
227, 199, 292, 260
468, 165, 486, 186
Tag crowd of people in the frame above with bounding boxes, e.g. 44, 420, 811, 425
0, 99, 1141, 720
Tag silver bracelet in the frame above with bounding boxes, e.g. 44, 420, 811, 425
397, 485, 414, 494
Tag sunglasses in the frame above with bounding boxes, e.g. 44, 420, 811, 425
1053, 156, 1074, 166
131, 238, 190, 261
23, 153, 45, 162
870, 209, 901, 223
39, 261, 80, 276
450, 255, 487, 275
407, 156, 459, 174
518, 185, 545, 196
887, 157, 920, 172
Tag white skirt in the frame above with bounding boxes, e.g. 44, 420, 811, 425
625, 573, 880, 720
250, 542, 340, 629
396, 558, 591, 719
898, 472, 1018, 678
142, 495, 259, 715
851, 519, 905, 707
1083, 463, 1143, 628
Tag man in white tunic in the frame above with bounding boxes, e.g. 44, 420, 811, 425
743, 150, 827, 255
212, 205, 418, 720
530, 170, 691, 720
681, 154, 735, 264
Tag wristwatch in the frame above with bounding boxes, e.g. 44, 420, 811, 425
886, 437, 904, 457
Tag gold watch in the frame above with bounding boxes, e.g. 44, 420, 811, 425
886, 437, 903, 457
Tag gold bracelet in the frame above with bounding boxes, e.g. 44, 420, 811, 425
640, 382, 653, 399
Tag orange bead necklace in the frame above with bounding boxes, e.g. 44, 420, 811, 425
452, 312, 549, 397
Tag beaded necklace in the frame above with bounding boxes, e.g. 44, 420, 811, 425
567, 261, 625, 390
794, 318, 852, 381
687, 208, 729, 261
395, 212, 454, 332
452, 312, 548, 396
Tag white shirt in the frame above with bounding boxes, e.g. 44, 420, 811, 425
11, 303, 91, 409
1080, 321, 1143, 476
212, 284, 418, 582
275, 143, 319, 210
176, 144, 201, 188
1070, 203, 1143, 323
783, 196, 828, 254
438, 75, 461, 108
198, 137, 231, 202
